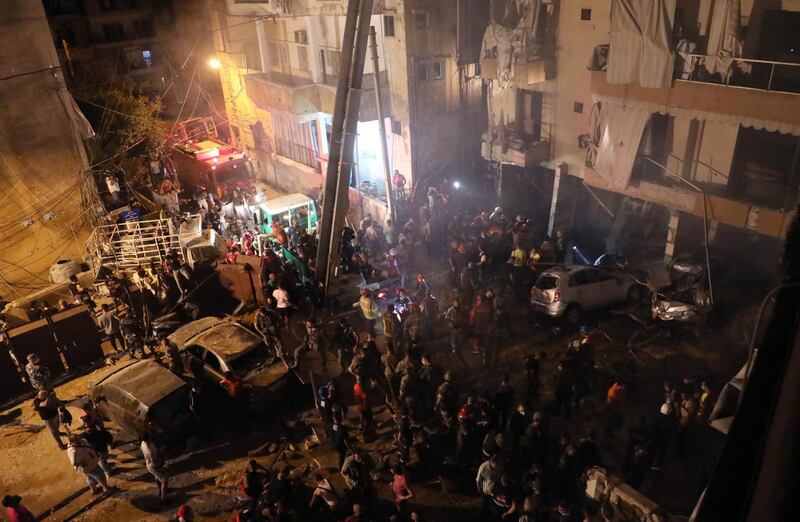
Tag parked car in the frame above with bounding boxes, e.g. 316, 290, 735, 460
530, 265, 645, 324
168, 317, 293, 402
88, 359, 192, 443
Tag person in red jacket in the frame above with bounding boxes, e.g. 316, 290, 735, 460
353, 375, 374, 440
470, 292, 495, 365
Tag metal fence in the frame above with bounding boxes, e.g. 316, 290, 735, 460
86, 215, 201, 270
678, 54, 800, 95
274, 139, 322, 173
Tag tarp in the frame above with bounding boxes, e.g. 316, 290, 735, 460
607, 0, 676, 89
593, 101, 651, 191
703, 0, 749, 78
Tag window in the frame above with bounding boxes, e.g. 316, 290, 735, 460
581, 8, 592, 21
134, 19, 154, 38
383, 15, 395, 37
573, 102, 584, 114
244, 40, 262, 71
391, 119, 402, 135
185, 345, 205, 360
268, 41, 290, 69
569, 271, 591, 287
586, 269, 613, 283
322, 49, 342, 82
293, 30, 308, 44
272, 114, 321, 172
414, 10, 429, 31
142, 49, 152, 67
204, 352, 223, 373
297, 46, 309, 71
103, 23, 125, 42
417, 59, 443, 81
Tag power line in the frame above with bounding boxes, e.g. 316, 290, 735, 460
0, 64, 63, 82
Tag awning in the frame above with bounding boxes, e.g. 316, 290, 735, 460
593, 93, 800, 136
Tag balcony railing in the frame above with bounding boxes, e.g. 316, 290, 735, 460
677, 54, 800, 94
274, 139, 321, 173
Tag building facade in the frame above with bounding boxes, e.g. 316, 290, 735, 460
0, 0, 92, 293
206, 0, 486, 221
43, 0, 179, 86
479, 0, 800, 272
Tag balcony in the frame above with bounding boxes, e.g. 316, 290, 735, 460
244, 71, 391, 120
479, 57, 552, 86
583, 157, 794, 240
481, 132, 550, 168
591, 57, 800, 130
244, 72, 322, 116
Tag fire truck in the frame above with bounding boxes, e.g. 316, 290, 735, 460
169, 118, 256, 202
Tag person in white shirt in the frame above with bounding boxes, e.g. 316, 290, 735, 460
272, 282, 293, 328
140, 433, 168, 500
67, 435, 110, 494
105, 174, 121, 203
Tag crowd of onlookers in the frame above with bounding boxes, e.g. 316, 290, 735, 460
3, 173, 719, 522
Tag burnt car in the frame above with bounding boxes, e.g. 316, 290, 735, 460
168, 317, 293, 402
88, 360, 192, 443
651, 255, 712, 323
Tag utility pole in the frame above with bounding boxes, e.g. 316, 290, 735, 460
368, 26, 395, 224
316, 0, 376, 296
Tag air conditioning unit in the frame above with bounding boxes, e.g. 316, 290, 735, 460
294, 30, 308, 45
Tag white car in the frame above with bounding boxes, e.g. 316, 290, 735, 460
530, 265, 644, 324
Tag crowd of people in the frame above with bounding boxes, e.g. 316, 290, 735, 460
4, 170, 719, 522
224, 182, 716, 522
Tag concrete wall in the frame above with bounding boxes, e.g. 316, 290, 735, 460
0, 1, 90, 293
548, 0, 612, 177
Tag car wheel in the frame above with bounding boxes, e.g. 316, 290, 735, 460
564, 304, 581, 325
627, 284, 646, 303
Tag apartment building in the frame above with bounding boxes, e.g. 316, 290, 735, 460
206, 0, 487, 220
43, 0, 178, 86
479, 0, 800, 270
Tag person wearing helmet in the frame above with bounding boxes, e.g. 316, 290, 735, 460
489, 207, 504, 223
358, 289, 381, 333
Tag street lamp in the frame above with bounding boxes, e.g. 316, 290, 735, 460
209, 57, 221, 69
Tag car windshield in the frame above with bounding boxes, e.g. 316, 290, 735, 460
228, 344, 270, 379
536, 275, 559, 290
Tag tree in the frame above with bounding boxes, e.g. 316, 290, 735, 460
75, 77, 168, 165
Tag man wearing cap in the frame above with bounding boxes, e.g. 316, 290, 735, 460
25, 354, 52, 393
33, 390, 66, 449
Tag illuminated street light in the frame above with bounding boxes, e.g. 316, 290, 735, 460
453, 180, 461, 189
209, 57, 221, 69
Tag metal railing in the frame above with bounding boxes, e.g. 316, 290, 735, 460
85, 215, 201, 271
677, 54, 800, 94
274, 139, 322, 173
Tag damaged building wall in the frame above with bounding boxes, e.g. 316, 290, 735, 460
551, 0, 612, 177
0, 0, 91, 294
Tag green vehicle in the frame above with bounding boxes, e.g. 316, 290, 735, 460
255, 193, 318, 235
